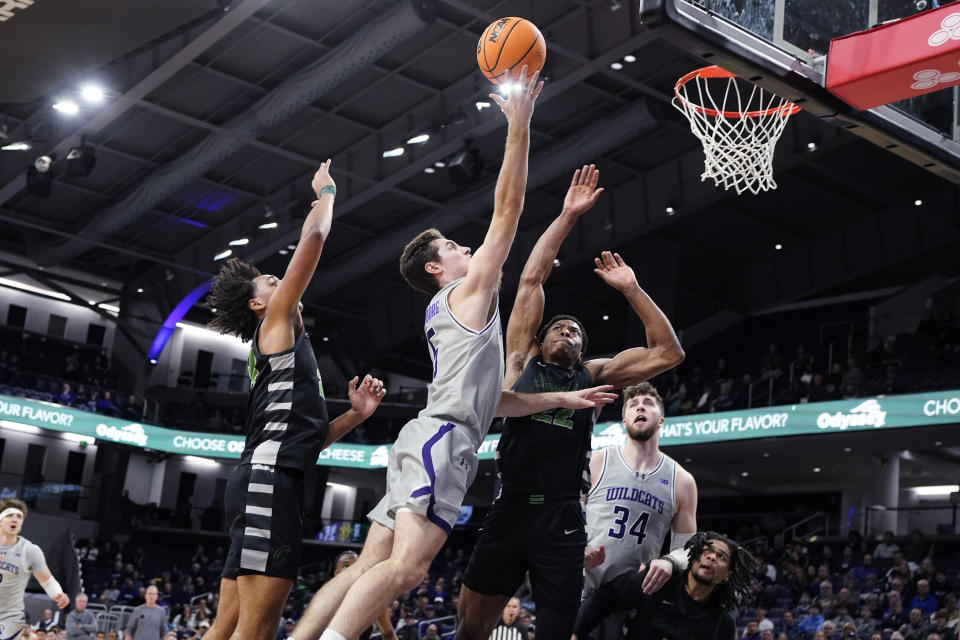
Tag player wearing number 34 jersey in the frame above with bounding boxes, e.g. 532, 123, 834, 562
583, 382, 699, 640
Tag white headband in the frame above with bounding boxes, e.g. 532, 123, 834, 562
0, 508, 24, 520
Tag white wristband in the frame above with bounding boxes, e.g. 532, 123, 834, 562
41, 576, 63, 598
665, 547, 690, 571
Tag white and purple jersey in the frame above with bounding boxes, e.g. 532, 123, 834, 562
369, 278, 504, 533
583, 448, 677, 595
0, 536, 47, 640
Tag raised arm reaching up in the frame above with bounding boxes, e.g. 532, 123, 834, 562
504, 164, 604, 388
447, 66, 544, 331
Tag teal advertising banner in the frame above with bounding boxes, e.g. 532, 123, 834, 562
1, 389, 958, 469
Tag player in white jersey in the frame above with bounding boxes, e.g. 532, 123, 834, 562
582, 383, 697, 640
289, 66, 615, 640
0, 499, 69, 640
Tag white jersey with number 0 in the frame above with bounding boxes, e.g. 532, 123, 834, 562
0, 536, 48, 637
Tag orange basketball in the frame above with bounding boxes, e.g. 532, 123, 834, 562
476, 17, 546, 85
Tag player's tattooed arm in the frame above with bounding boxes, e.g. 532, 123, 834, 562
585, 252, 685, 389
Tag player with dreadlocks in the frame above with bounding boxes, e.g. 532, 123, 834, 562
203, 160, 387, 640
572, 531, 757, 640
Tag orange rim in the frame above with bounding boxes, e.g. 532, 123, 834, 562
674, 66, 801, 119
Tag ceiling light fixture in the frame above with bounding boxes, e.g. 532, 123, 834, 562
475, 101, 491, 110
914, 199, 923, 206
610, 62, 624, 70
775, 243, 783, 250
258, 221, 278, 230
229, 238, 249, 246
807, 141, 818, 151
382, 147, 405, 158
424, 167, 435, 174
813, 467, 821, 472
624, 54, 637, 63
913, 484, 959, 495
602, 314, 610, 321
80, 84, 105, 103
213, 249, 232, 261
278, 249, 288, 255
553, 259, 561, 267
53, 100, 79, 115
1, 142, 30, 151
665, 205, 675, 215
406, 133, 430, 144
136, 288, 144, 293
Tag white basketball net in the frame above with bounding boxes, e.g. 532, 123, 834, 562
673, 70, 799, 196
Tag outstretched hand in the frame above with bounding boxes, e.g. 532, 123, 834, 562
562, 164, 605, 217
558, 385, 617, 410
311, 159, 335, 199
594, 251, 639, 292
347, 374, 386, 420
489, 65, 544, 123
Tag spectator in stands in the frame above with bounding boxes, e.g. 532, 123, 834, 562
904, 531, 932, 563
840, 358, 864, 397
95, 633, 105, 640
885, 596, 908, 630
755, 608, 774, 633
741, 620, 761, 640
664, 372, 687, 415
74, 384, 90, 408
875, 531, 900, 560
839, 622, 857, 639
761, 344, 784, 379
396, 610, 418, 640
852, 554, 878, 584
173, 605, 195, 632
832, 605, 854, 630
34, 610, 59, 632
806, 373, 830, 402
124, 585, 165, 640
57, 384, 76, 406
911, 580, 939, 616
424, 624, 439, 640
760, 630, 773, 640
929, 610, 956, 640
799, 604, 824, 634
900, 608, 930, 640
821, 621, 837, 640
856, 605, 877, 637
65, 593, 97, 640
779, 611, 802, 640
96, 391, 121, 416
101, 580, 120, 605
817, 581, 836, 611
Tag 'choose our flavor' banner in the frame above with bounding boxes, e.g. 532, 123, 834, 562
2, 389, 958, 469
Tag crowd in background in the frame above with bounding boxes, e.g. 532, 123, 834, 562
58, 527, 960, 640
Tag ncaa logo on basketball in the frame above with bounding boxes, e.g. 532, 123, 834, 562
816, 399, 887, 430
487, 18, 510, 43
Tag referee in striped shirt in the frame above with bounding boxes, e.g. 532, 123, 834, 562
489, 598, 528, 640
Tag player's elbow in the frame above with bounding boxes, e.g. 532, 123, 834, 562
666, 344, 685, 367
494, 196, 524, 218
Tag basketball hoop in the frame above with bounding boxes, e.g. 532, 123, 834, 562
673, 66, 801, 195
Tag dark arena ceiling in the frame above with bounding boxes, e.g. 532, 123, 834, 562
1, 0, 958, 380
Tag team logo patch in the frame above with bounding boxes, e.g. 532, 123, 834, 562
272, 545, 291, 567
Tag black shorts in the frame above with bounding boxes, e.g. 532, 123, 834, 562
462, 495, 586, 607
223, 463, 304, 581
